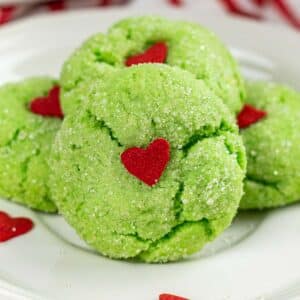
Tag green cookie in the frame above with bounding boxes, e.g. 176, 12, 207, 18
0, 77, 61, 212
51, 65, 246, 262
61, 15, 244, 114
240, 81, 300, 209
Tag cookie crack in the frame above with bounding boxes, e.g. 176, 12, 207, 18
180, 121, 245, 171
223, 137, 245, 170
63, 46, 120, 93
113, 182, 186, 248
136, 218, 214, 258
94, 50, 118, 66
173, 181, 184, 221
116, 217, 215, 259
19, 148, 41, 198
99, 120, 123, 147
87, 110, 123, 147
151, 118, 157, 131
246, 175, 285, 196
18, 148, 54, 209
156, 219, 214, 243
63, 78, 83, 93
3, 127, 23, 147
181, 119, 234, 157
201, 218, 214, 239
116, 231, 151, 243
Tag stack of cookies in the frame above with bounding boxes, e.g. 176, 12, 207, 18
1, 16, 300, 263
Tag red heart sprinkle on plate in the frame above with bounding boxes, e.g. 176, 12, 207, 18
125, 42, 168, 67
0, 211, 34, 242
159, 293, 189, 300
30, 85, 63, 118
121, 138, 170, 186
237, 104, 267, 129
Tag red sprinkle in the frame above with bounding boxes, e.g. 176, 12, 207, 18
0, 6, 16, 25
125, 42, 168, 67
30, 86, 64, 118
47, 0, 65, 11
159, 294, 189, 300
220, 0, 263, 19
98, 0, 112, 6
168, 0, 184, 6
121, 138, 170, 186
0, 211, 34, 242
237, 104, 267, 129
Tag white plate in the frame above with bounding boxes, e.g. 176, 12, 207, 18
1, 8, 300, 300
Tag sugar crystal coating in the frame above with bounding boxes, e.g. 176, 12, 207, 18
60, 15, 245, 115
240, 81, 300, 209
51, 65, 246, 262
0, 78, 61, 212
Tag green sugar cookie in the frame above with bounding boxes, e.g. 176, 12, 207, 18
0, 77, 62, 212
61, 15, 244, 114
51, 64, 246, 262
239, 81, 300, 209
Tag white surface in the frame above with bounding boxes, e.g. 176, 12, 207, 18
0, 8, 300, 300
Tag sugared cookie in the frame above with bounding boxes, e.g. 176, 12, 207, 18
238, 81, 300, 209
0, 77, 63, 212
50, 64, 246, 262
61, 16, 244, 114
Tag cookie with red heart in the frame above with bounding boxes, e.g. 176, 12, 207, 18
50, 64, 246, 262
238, 81, 300, 209
60, 15, 244, 115
0, 77, 62, 212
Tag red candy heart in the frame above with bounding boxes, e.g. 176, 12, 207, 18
30, 85, 64, 118
168, 0, 184, 6
237, 104, 267, 129
159, 294, 189, 300
0, 211, 34, 242
121, 138, 170, 186
125, 42, 168, 67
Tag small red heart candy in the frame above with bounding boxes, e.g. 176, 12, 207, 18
237, 104, 267, 129
159, 293, 189, 300
125, 42, 168, 67
0, 211, 34, 242
121, 138, 170, 186
168, 0, 184, 6
30, 85, 63, 118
